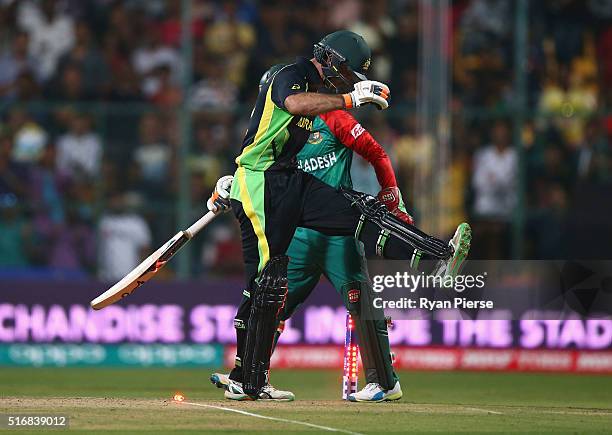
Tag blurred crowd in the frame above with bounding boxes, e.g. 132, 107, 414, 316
0, 0, 610, 279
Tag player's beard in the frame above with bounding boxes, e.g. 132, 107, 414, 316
321, 62, 365, 94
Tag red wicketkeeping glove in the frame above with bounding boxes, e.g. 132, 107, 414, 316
377, 186, 415, 226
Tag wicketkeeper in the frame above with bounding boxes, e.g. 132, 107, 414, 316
207, 30, 471, 401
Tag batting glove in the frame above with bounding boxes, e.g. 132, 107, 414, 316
207, 175, 233, 213
377, 186, 414, 226
343, 80, 390, 110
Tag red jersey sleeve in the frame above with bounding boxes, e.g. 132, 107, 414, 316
319, 110, 397, 189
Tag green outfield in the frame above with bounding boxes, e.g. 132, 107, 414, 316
1, 368, 611, 433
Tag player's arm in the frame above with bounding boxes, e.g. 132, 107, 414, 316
273, 68, 390, 116
320, 110, 414, 225
284, 93, 345, 116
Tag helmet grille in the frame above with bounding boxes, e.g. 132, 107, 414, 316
313, 43, 328, 65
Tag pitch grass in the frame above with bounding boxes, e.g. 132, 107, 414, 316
1, 368, 612, 434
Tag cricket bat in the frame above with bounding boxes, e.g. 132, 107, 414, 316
90, 210, 218, 310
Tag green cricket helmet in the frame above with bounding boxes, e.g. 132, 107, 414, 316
313, 30, 372, 93
259, 64, 286, 90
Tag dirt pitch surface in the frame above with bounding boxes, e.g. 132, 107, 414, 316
2, 368, 612, 433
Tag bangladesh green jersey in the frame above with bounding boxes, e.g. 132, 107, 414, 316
297, 116, 354, 189
295, 108, 397, 191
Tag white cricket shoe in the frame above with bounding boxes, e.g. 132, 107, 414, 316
224, 378, 252, 401
210, 373, 295, 401
210, 372, 231, 389
258, 384, 295, 401
348, 381, 402, 402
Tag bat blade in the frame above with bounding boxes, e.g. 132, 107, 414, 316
90, 231, 188, 310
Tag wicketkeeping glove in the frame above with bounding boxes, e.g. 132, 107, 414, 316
207, 175, 233, 213
343, 80, 390, 110
377, 186, 414, 226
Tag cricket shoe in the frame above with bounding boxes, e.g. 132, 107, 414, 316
210, 373, 295, 402
446, 222, 472, 278
348, 381, 403, 402
210, 373, 251, 400
433, 223, 472, 282
210, 372, 231, 389
258, 384, 295, 401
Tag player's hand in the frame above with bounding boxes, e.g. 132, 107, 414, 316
207, 175, 233, 214
377, 186, 414, 226
344, 80, 390, 110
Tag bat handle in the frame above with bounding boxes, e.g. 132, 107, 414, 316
184, 211, 217, 239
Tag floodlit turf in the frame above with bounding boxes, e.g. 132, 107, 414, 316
1, 368, 612, 433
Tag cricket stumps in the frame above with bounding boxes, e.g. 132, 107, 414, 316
342, 312, 359, 400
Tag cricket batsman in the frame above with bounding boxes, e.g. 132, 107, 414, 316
206, 30, 471, 401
